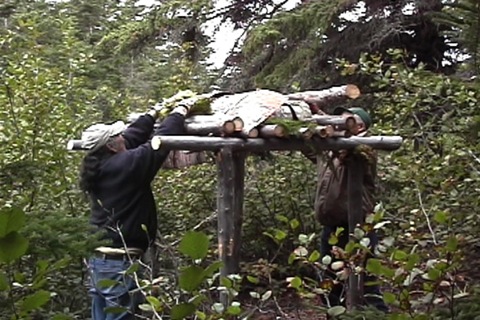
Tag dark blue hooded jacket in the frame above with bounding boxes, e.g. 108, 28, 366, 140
89, 113, 184, 251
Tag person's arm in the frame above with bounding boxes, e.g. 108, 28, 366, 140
123, 109, 187, 183
122, 114, 156, 149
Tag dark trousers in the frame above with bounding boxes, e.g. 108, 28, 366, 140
320, 225, 389, 312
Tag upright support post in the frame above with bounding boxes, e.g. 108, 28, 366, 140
232, 151, 246, 272
216, 148, 246, 307
346, 157, 364, 310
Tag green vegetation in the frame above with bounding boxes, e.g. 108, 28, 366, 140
1, 0, 480, 318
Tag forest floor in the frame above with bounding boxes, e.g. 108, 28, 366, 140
242, 241, 480, 320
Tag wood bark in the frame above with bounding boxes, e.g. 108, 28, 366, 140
258, 125, 286, 138
329, 130, 352, 138
185, 115, 236, 135
314, 125, 334, 138
312, 115, 357, 132
346, 157, 365, 310
299, 127, 314, 139
216, 148, 235, 306
232, 152, 245, 275
149, 135, 403, 152
232, 117, 244, 131
287, 84, 361, 107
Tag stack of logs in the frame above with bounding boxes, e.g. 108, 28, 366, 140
175, 83, 362, 140
181, 114, 358, 140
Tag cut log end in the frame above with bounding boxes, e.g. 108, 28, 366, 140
223, 121, 236, 135
67, 140, 75, 151
299, 128, 313, 140
232, 117, 244, 131
315, 126, 333, 138
258, 125, 286, 138
248, 128, 259, 138
67, 140, 84, 151
345, 84, 361, 99
151, 136, 162, 150
345, 116, 357, 131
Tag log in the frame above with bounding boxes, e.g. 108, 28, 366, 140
236, 128, 259, 138
298, 127, 314, 140
67, 140, 84, 151
258, 125, 287, 138
329, 130, 352, 138
287, 84, 361, 107
185, 115, 236, 136
312, 115, 357, 133
346, 156, 365, 310
184, 120, 235, 136
314, 125, 334, 138
149, 135, 403, 152
232, 117, 244, 131
216, 147, 235, 306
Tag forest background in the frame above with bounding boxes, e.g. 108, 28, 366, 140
1, 0, 480, 319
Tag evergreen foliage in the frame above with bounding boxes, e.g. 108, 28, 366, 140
1, 0, 480, 318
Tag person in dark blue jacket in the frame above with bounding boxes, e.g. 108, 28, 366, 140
79, 105, 188, 319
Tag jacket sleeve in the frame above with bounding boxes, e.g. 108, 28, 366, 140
124, 113, 186, 183
122, 115, 155, 149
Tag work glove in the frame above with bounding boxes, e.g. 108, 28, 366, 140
146, 102, 188, 119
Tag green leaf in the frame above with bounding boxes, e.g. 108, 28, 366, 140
406, 253, 420, 270
308, 250, 320, 262
179, 265, 205, 292
298, 234, 309, 244
247, 275, 259, 284
0, 272, 9, 291
434, 211, 448, 224
202, 261, 223, 278
290, 219, 300, 230
0, 232, 29, 263
21, 290, 51, 313
446, 236, 458, 252
289, 276, 302, 289
104, 306, 128, 314
227, 305, 242, 315
146, 296, 162, 311
366, 259, 382, 275
383, 292, 396, 304
171, 303, 196, 320
96, 279, 119, 288
275, 214, 289, 223
274, 229, 287, 241
393, 250, 408, 261
212, 302, 224, 313
328, 234, 338, 245
288, 253, 296, 265
335, 227, 345, 236
220, 276, 233, 288
327, 305, 346, 316
427, 268, 442, 281
125, 262, 139, 275
179, 231, 209, 260
52, 314, 74, 320
261, 290, 272, 301
195, 310, 207, 320
0, 207, 25, 237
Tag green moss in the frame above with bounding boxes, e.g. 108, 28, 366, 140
265, 118, 316, 136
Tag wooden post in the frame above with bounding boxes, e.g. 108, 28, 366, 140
232, 152, 246, 273
216, 148, 234, 306
346, 157, 364, 310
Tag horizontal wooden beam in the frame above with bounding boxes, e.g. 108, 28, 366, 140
150, 135, 403, 152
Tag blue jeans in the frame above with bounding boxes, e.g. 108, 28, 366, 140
320, 225, 389, 312
88, 257, 144, 320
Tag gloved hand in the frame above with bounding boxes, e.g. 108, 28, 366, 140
146, 103, 165, 119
